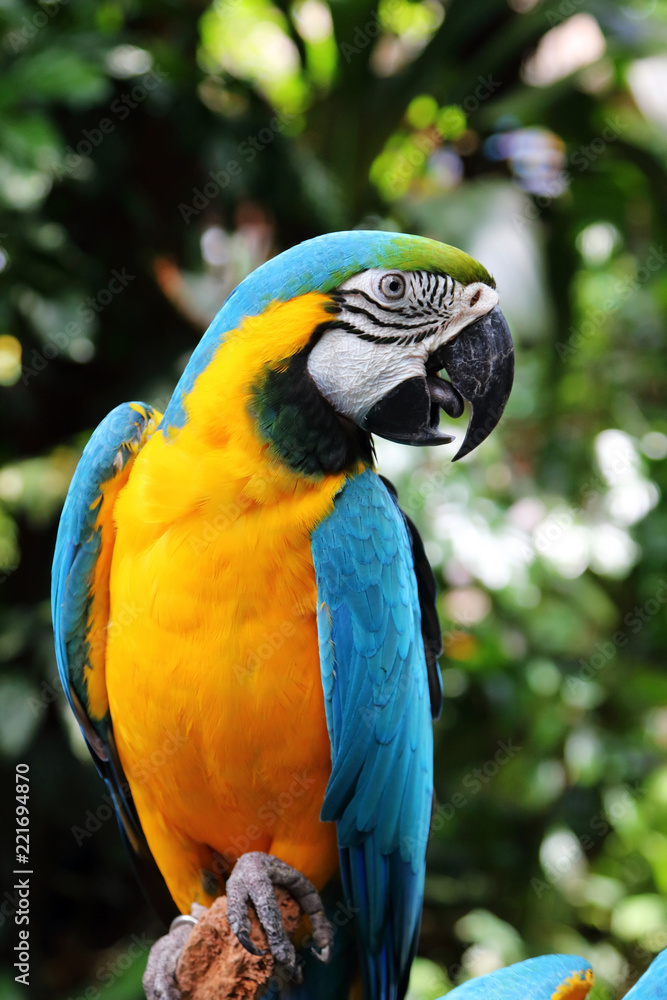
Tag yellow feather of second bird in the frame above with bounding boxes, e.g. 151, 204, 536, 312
105, 292, 356, 912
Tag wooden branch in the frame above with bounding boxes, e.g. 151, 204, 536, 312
175, 889, 301, 1000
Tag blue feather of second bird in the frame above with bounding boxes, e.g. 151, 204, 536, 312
624, 948, 667, 999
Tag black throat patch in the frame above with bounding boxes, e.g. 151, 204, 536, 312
250, 321, 374, 477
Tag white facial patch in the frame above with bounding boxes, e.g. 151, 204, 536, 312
307, 331, 426, 422
307, 268, 498, 423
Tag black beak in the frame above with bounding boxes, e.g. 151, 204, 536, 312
362, 306, 514, 461
432, 306, 514, 460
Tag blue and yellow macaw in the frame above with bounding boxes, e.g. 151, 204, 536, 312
52, 231, 514, 1000
440, 945, 667, 999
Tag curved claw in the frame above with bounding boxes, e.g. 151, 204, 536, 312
226, 852, 333, 980
237, 930, 268, 957
310, 943, 332, 964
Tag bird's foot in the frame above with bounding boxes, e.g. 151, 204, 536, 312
226, 852, 333, 982
143, 904, 206, 1000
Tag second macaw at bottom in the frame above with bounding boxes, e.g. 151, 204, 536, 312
440, 946, 666, 999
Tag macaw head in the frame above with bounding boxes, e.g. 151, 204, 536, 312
307, 250, 512, 463
166, 231, 514, 476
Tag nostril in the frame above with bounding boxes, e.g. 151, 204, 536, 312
470, 289, 481, 306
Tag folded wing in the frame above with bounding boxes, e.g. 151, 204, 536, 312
51, 402, 176, 923
312, 469, 437, 1000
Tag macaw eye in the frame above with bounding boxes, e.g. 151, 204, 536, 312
378, 272, 406, 300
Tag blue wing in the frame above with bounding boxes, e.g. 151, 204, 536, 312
52, 402, 176, 922
312, 468, 436, 1000
442, 954, 593, 998
52, 401, 157, 748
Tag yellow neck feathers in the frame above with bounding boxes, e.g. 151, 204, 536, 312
114, 292, 355, 541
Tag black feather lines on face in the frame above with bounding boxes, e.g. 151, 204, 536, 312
250, 303, 374, 478
329, 270, 455, 346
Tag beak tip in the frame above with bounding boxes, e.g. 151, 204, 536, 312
451, 435, 476, 462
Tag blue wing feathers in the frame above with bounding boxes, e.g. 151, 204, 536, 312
52, 402, 158, 743
312, 468, 436, 1000
52, 402, 177, 925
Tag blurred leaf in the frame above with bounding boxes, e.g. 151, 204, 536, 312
3, 48, 110, 108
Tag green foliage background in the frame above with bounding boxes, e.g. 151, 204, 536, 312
0, 0, 666, 997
